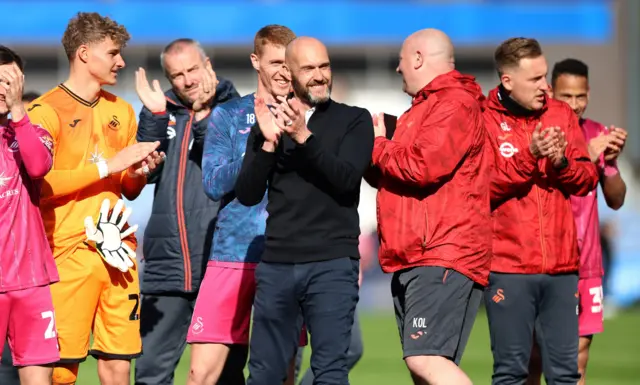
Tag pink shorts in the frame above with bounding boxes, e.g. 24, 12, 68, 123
578, 277, 604, 337
187, 261, 308, 346
0, 285, 60, 366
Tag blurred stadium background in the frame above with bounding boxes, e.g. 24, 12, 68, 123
2, 0, 639, 383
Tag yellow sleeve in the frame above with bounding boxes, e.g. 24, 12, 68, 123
120, 103, 147, 200
27, 102, 101, 199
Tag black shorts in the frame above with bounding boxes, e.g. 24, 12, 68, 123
391, 266, 483, 364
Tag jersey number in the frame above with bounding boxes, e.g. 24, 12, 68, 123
128, 294, 140, 321
589, 286, 604, 313
246, 114, 256, 125
41, 311, 56, 339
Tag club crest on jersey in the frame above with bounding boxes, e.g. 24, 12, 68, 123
169, 114, 176, 126
499, 142, 519, 158
39, 135, 53, 151
108, 115, 120, 130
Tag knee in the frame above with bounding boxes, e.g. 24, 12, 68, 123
97, 359, 130, 383
188, 365, 215, 385
52, 364, 79, 385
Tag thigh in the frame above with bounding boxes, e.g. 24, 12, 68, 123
301, 257, 359, 385
187, 263, 256, 345
398, 267, 473, 360
134, 293, 194, 384
51, 252, 102, 362
91, 257, 141, 360
484, 273, 538, 383
577, 277, 604, 337
247, 262, 300, 385
537, 274, 580, 384
452, 283, 483, 365
8, 286, 59, 366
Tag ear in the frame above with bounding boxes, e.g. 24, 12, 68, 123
500, 73, 513, 92
77, 45, 90, 64
250, 53, 260, 72
413, 50, 423, 70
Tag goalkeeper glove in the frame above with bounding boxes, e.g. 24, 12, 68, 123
84, 198, 138, 272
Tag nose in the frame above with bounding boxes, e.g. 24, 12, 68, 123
115, 54, 126, 69
396, 65, 401, 74
184, 73, 196, 87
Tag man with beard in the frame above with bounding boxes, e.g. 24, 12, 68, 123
235, 36, 374, 385
186, 25, 305, 385
133, 38, 242, 385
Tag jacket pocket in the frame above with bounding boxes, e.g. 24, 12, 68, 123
378, 190, 427, 262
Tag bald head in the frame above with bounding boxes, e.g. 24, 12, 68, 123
285, 36, 333, 107
397, 28, 455, 96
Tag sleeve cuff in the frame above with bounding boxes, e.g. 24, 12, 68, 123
604, 160, 619, 177
8, 114, 30, 132
371, 136, 389, 165
296, 134, 322, 159
152, 110, 167, 116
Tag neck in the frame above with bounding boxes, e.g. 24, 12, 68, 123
0, 114, 7, 126
498, 84, 537, 117
255, 82, 277, 105
65, 65, 102, 102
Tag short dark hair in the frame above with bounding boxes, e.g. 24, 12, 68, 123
0, 45, 24, 71
22, 91, 41, 103
551, 58, 589, 87
494, 37, 543, 76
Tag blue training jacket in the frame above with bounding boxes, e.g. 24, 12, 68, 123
202, 94, 267, 264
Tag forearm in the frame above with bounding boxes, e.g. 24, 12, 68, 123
202, 159, 243, 201
363, 166, 382, 189
42, 165, 102, 198
121, 172, 147, 201
137, 111, 170, 151
11, 115, 53, 178
552, 158, 598, 196
235, 149, 274, 206
602, 170, 626, 210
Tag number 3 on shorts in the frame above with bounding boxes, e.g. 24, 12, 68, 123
41, 311, 57, 339
128, 294, 140, 321
588, 286, 604, 313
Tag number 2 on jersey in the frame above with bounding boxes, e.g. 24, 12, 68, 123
41, 311, 56, 339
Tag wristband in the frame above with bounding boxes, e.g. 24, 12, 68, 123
604, 159, 619, 177
96, 161, 109, 179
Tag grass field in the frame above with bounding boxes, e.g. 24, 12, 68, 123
78, 309, 640, 384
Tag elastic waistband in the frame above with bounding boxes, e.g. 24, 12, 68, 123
207, 260, 258, 270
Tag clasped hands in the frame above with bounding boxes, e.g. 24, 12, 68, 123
254, 95, 313, 150
529, 123, 568, 168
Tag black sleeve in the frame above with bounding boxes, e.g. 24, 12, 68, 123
137, 106, 170, 153
296, 109, 374, 194
234, 127, 277, 206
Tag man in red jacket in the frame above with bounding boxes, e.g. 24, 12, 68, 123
484, 38, 599, 385
371, 28, 491, 385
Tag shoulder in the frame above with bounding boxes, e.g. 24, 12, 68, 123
216, 94, 253, 115
99, 90, 134, 113
29, 87, 67, 115
327, 100, 371, 122
545, 98, 574, 118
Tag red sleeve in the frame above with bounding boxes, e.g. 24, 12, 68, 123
486, 121, 538, 206
372, 100, 478, 187
10, 115, 53, 179
547, 108, 599, 196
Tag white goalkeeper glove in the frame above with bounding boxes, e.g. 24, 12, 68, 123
84, 199, 138, 272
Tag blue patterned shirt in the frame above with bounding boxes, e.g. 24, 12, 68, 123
202, 94, 267, 264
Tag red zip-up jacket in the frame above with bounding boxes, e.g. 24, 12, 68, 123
484, 87, 599, 275
373, 70, 492, 286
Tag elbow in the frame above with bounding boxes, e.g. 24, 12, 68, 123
235, 192, 260, 207
26, 159, 53, 179
123, 190, 141, 201
203, 184, 223, 202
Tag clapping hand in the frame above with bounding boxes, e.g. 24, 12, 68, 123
135, 67, 166, 114
271, 96, 313, 144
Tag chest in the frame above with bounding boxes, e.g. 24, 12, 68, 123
276, 113, 343, 168
54, 107, 130, 167
231, 110, 257, 160
489, 113, 568, 159
0, 129, 23, 199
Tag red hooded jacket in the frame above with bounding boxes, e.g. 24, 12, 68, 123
484, 86, 599, 275
373, 70, 492, 286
